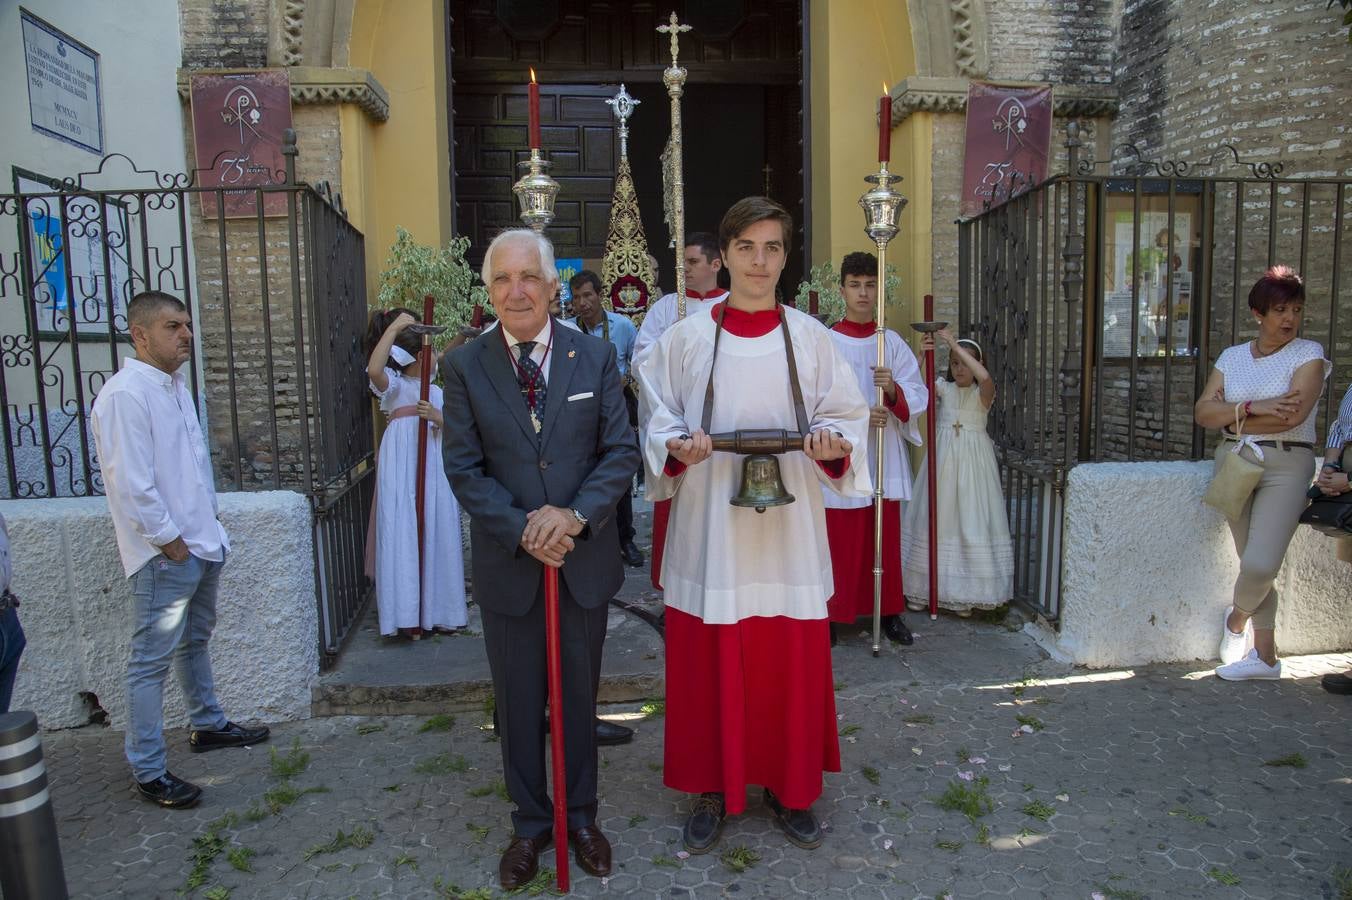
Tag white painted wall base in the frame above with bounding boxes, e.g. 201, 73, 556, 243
4, 492, 318, 730
1048, 461, 1352, 668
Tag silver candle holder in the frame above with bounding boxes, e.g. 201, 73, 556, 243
513, 148, 560, 233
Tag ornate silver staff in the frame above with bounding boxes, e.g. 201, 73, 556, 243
657, 11, 691, 317
859, 163, 907, 657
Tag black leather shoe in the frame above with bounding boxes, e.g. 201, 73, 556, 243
763, 788, 822, 849
136, 771, 202, 809
682, 792, 726, 853
188, 721, 271, 753
621, 541, 646, 568
595, 718, 634, 746
882, 615, 914, 646
1322, 669, 1352, 695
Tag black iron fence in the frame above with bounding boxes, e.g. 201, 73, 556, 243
0, 132, 373, 667
958, 123, 1352, 625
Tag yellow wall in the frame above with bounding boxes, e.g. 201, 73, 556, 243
347, 0, 452, 301
808, 0, 927, 326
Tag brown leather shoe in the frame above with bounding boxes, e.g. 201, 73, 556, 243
499, 834, 551, 890
569, 824, 612, 877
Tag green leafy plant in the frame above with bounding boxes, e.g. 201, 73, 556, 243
1022, 799, 1055, 822
226, 846, 255, 873
934, 839, 963, 852
419, 714, 456, 733
1329, 0, 1352, 44
720, 845, 760, 873
269, 737, 310, 779
202, 887, 231, 900
377, 228, 488, 351
304, 826, 375, 861
640, 699, 665, 719
1168, 806, 1208, 824
466, 822, 491, 843
903, 713, 935, 725
652, 854, 681, 868
1262, 752, 1307, 769
1206, 867, 1241, 886
936, 777, 993, 822
794, 260, 902, 325
415, 753, 470, 776
839, 723, 861, 737
1014, 713, 1044, 732
861, 765, 882, 785
356, 722, 386, 736
1333, 865, 1352, 900
433, 879, 495, 900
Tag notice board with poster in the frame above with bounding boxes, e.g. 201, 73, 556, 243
189, 70, 293, 218
960, 82, 1054, 218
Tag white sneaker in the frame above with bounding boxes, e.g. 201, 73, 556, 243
1215, 649, 1281, 681
1217, 606, 1252, 664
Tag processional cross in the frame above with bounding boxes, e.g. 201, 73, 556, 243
657, 11, 692, 66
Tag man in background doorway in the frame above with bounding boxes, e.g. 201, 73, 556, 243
566, 270, 644, 569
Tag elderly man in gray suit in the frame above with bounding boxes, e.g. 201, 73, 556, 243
441, 228, 640, 890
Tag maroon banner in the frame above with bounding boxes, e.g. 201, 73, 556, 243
190, 70, 293, 219
960, 82, 1053, 218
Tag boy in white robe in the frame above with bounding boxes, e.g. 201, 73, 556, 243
822, 251, 928, 646
636, 197, 870, 854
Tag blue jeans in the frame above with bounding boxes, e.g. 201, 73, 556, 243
126, 554, 228, 782
0, 605, 25, 714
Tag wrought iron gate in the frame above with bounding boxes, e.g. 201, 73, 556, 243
0, 132, 373, 667
958, 123, 1352, 625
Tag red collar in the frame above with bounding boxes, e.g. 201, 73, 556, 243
687, 287, 728, 300
832, 319, 876, 338
710, 301, 781, 338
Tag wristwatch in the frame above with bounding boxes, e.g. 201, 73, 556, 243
570, 508, 588, 528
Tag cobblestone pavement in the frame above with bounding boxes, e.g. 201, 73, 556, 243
41, 623, 1352, 900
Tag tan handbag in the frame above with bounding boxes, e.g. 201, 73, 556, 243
1203, 403, 1263, 520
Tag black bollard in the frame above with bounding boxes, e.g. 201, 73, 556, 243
0, 711, 69, 900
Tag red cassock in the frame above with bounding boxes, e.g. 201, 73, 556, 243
644, 304, 866, 814
824, 500, 905, 622
663, 607, 840, 813
650, 498, 670, 591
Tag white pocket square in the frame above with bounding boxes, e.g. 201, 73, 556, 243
567, 391, 595, 402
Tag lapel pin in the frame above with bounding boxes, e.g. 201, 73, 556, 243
568, 349, 576, 358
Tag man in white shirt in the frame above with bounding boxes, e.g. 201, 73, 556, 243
90, 291, 269, 810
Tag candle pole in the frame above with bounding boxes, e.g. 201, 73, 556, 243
858, 153, 907, 656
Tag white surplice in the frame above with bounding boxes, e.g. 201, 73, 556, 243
820, 326, 928, 508
636, 304, 872, 625
632, 290, 727, 363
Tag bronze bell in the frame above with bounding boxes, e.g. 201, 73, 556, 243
730, 453, 795, 513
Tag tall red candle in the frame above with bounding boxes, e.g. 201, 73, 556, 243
924, 293, 933, 321
471, 303, 484, 328
528, 68, 541, 150
809, 290, 819, 316
878, 84, 892, 164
